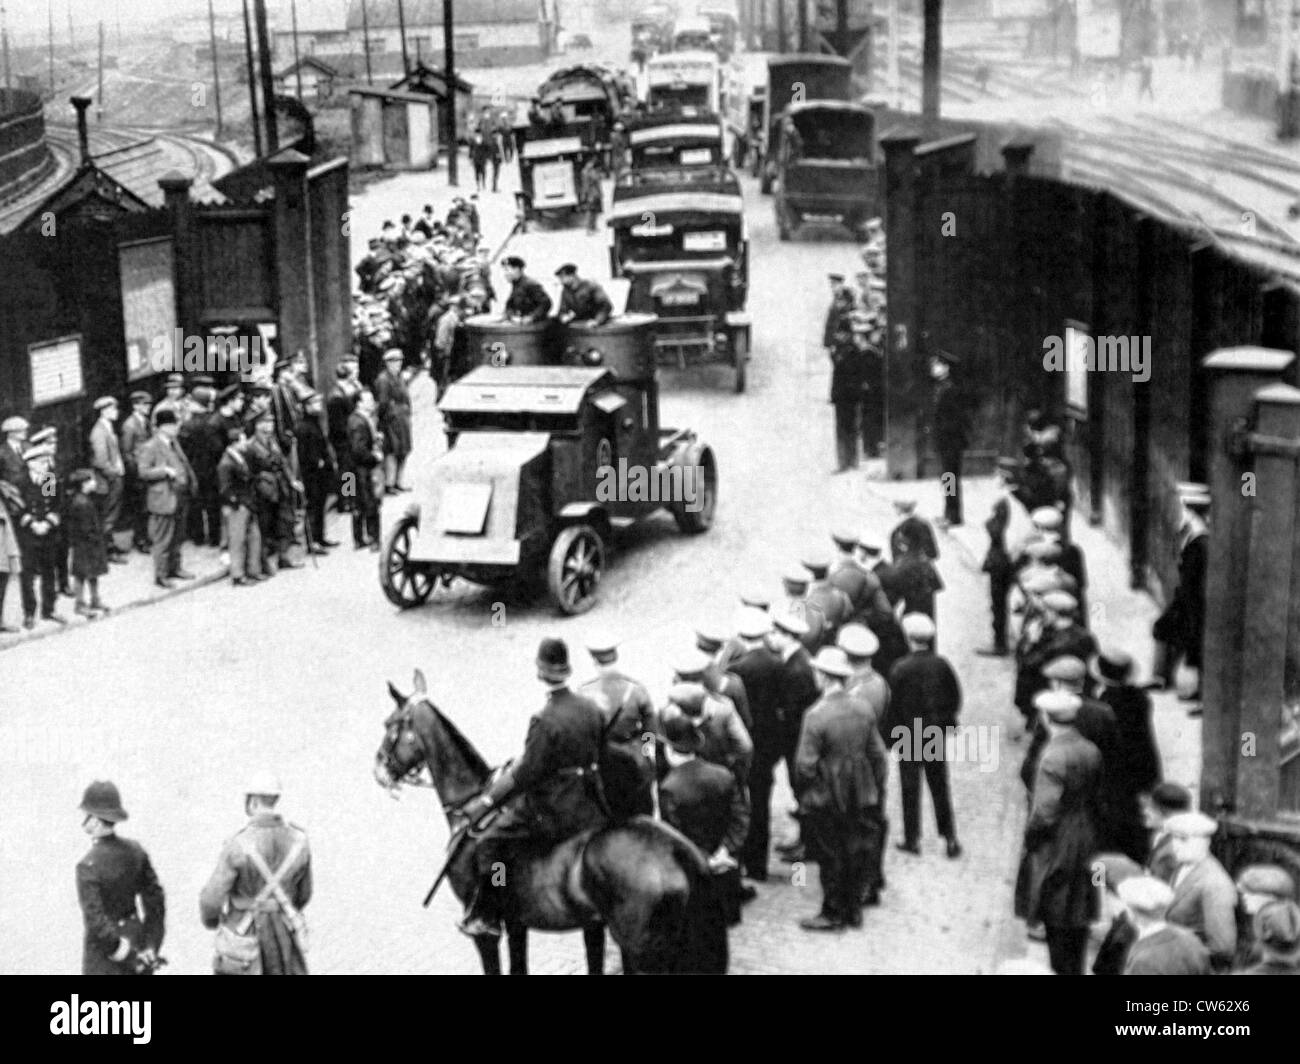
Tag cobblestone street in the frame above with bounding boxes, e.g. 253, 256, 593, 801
0, 147, 1194, 976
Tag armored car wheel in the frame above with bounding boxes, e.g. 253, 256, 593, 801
380, 514, 437, 608
547, 524, 605, 615
673, 448, 717, 534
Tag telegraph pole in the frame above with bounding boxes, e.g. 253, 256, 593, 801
241, 0, 262, 156
443, 0, 458, 185
397, 0, 410, 75
252, 0, 277, 152
291, 0, 303, 98
96, 20, 104, 121
360, 0, 373, 85
922, 0, 941, 133
208, 0, 224, 136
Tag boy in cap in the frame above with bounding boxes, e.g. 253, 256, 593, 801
794, 646, 889, 929
66, 469, 110, 616
456, 639, 607, 938
1165, 810, 1237, 970
1013, 690, 1102, 974
1119, 875, 1211, 975
1239, 900, 1300, 975
15, 442, 65, 627
76, 781, 166, 974
88, 397, 128, 562
580, 632, 655, 817
883, 613, 963, 859
120, 392, 153, 552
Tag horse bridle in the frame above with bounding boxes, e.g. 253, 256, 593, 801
384, 696, 483, 820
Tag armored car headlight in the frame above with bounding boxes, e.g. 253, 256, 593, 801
583, 348, 604, 366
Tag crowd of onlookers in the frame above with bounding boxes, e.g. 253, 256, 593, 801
0, 343, 423, 625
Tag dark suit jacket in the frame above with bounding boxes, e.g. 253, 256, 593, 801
729, 644, 785, 745
136, 434, 196, 516
0, 441, 27, 498
884, 650, 962, 739
347, 412, 382, 470
660, 756, 750, 856
217, 447, 258, 509
778, 646, 821, 726
505, 276, 553, 322
890, 515, 938, 561
76, 834, 165, 975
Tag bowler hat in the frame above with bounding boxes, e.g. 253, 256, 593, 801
536, 637, 571, 680
154, 409, 178, 427
1148, 781, 1192, 814
80, 780, 128, 823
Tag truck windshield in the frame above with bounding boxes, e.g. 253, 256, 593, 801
648, 84, 712, 110
788, 111, 873, 162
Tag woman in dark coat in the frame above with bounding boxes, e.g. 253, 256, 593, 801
67, 469, 109, 615
1015, 690, 1103, 974
1092, 649, 1161, 863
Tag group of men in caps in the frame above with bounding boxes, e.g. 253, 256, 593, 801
455, 516, 963, 938
74, 774, 313, 975
1090, 793, 1300, 976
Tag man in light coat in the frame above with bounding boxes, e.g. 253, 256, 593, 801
136, 409, 197, 588
88, 396, 127, 562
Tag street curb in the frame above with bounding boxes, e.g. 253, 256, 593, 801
0, 564, 231, 655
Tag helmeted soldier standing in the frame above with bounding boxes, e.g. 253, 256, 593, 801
457, 639, 607, 938
200, 774, 313, 975
76, 781, 166, 975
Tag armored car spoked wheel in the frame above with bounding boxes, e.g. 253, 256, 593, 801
547, 524, 605, 615
380, 514, 437, 608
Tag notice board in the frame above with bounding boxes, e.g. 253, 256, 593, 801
119, 237, 177, 381
29, 335, 84, 406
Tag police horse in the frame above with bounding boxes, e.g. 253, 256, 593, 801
374, 670, 727, 974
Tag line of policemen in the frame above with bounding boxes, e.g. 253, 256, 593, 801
459, 515, 965, 938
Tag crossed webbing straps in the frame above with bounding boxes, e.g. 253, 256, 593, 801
234, 831, 307, 932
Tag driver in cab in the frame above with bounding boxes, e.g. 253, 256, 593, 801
555, 263, 613, 326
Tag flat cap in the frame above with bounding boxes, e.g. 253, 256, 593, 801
666, 682, 708, 717
584, 631, 620, 657
1164, 811, 1218, 838
1236, 864, 1297, 901
837, 623, 879, 659
771, 609, 810, 637
1148, 781, 1192, 813
191, 374, 215, 387
1030, 506, 1064, 530
1041, 590, 1078, 615
812, 646, 853, 678
129, 390, 152, 404
1255, 900, 1300, 952
555, 262, 578, 276
735, 607, 771, 639
1117, 875, 1175, 916
1034, 689, 1081, 723
382, 348, 405, 362
1042, 655, 1088, 683
1020, 570, 1063, 596
1, 415, 29, 433
673, 650, 712, 680
22, 443, 53, 461
901, 612, 936, 641
502, 255, 526, 269
93, 396, 118, 411
28, 426, 56, 444
781, 568, 810, 589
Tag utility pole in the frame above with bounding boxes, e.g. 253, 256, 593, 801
242, 0, 262, 156
96, 20, 104, 121
922, 0, 941, 134
360, 0, 373, 85
291, 0, 303, 99
397, 0, 410, 76
252, 0, 277, 152
443, 0, 457, 184
208, 0, 224, 137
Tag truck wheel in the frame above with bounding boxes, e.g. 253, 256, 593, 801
731, 329, 749, 393
380, 514, 436, 608
733, 356, 747, 393
673, 449, 717, 533
547, 524, 605, 615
